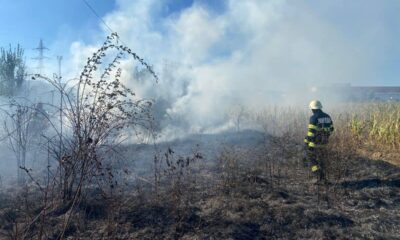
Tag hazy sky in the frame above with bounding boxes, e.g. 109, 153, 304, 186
0, 0, 111, 58
0, 0, 399, 85
1, 0, 400, 133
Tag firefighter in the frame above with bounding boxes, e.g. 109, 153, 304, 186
304, 100, 334, 182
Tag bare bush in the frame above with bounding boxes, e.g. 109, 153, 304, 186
0, 33, 158, 239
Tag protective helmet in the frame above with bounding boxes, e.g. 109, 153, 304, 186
309, 100, 322, 110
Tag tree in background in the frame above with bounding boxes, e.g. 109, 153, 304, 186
3, 104, 34, 185
228, 104, 250, 132
0, 45, 26, 96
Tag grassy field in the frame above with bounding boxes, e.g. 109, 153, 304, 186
0, 102, 399, 239
256, 102, 400, 165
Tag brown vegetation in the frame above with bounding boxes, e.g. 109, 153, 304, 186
0, 34, 399, 239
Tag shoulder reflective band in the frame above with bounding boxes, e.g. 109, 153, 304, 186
311, 165, 319, 172
304, 139, 310, 143
307, 131, 315, 137
308, 124, 319, 130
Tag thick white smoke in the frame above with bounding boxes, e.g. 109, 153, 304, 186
65, 0, 389, 137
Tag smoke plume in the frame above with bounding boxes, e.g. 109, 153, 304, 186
65, 0, 396, 137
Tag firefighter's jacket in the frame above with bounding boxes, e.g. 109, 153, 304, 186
304, 109, 334, 149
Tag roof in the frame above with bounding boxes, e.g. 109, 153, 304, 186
350, 86, 400, 93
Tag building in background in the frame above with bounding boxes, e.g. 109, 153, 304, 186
318, 83, 400, 102
349, 86, 400, 101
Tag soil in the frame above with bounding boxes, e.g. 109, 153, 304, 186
0, 130, 399, 239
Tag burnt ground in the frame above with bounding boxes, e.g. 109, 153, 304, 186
0, 130, 399, 239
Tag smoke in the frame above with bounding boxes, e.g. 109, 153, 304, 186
65, 0, 395, 137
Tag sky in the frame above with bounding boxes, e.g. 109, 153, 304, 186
0, 0, 397, 84
1, 0, 400, 134
0, 0, 114, 61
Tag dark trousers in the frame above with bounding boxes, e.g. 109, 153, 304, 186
307, 147, 327, 180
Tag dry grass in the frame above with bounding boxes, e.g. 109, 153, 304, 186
255, 103, 400, 166
1, 102, 399, 239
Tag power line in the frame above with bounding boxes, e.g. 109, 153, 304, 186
32, 39, 49, 75
81, 0, 158, 80
82, 0, 134, 47
82, 0, 115, 35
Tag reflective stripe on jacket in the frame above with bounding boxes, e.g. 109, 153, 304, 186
304, 109, 334, 148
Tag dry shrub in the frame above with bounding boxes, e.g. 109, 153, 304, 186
217, 147, 242, 190
256, 105, 308, 140
152, 147, 203, 224
0, 33, 158, 240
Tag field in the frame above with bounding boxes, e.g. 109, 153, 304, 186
0, 34, 399, 240
0, 103, 399, 239
1, 1, 400, 238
